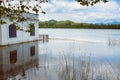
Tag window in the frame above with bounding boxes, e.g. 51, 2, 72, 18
30, 26, 35, 36
9, 24, 17, 38
30, 46, 35, 56
10, 50, 17, 64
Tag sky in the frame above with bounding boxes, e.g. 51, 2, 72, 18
39, 0, 120, 24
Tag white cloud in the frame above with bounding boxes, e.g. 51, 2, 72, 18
39, 0, 120, 23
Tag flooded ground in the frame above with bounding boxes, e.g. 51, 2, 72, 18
0, 29, 120, 80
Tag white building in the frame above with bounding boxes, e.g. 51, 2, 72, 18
0, 13, 39, 46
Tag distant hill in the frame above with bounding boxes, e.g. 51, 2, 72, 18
39, 20, 120, 29
96, 21, 120, 25
49, 19, 58, 23
111, 21, 120, 24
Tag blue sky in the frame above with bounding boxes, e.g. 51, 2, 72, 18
39, 0, 120, 23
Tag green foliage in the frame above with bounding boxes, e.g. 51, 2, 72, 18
39, 20, 120, 29
25, 23, 35, 32
76, 0, 108, 6
0, 20, 7, 24
29, 23, 35, 29
41, 11, 46, 14
0, 0, 47, 30
16, 25, 20, 30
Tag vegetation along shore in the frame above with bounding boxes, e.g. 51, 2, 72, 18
39, 20, 120, 29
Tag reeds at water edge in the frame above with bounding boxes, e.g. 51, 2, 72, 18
61, 54, 120, 80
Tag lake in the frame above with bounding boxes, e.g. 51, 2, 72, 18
39, 29, 120, 80
0, 29, 120, 80
39, 29, 120, 62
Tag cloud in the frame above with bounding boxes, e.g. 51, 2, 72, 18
39, 0, 120, 23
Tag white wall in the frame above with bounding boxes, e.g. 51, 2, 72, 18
0, 14, 39, 46
0, 26, 2, 45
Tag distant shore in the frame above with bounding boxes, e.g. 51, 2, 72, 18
39, 20, 120, 29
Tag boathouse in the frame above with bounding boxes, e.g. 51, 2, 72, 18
0, 13, 39, 46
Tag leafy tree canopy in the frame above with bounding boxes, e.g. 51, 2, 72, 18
76, 0, 108, 6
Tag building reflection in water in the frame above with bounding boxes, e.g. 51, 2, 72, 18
0, 41, 44, 80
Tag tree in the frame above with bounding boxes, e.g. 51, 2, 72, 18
76, 0, 108, 6
0, 0, 47, 23
0, 0, 48, 31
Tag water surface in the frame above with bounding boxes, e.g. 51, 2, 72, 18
38, 29, 120, 80
0, 29, 120, 80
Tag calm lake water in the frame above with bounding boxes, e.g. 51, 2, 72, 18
0, 29, 120, 80
39, 29, 120, 62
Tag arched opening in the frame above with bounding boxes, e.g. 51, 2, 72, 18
30, 26, 35, 36
9, 24, 17, 38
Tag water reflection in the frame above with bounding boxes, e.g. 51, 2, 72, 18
37, 29, 120, 80
0, 36, 120, 80
108, 38, 120, 47
38, 39, 120, 80
0, 41, 42, 80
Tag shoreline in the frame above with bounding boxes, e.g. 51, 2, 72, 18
39, 28, 120, 30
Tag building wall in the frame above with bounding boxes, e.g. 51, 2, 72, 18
0, 26, 2, 45
0, 14, 39, 46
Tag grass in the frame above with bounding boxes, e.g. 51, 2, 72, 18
61, 54, 120, 80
